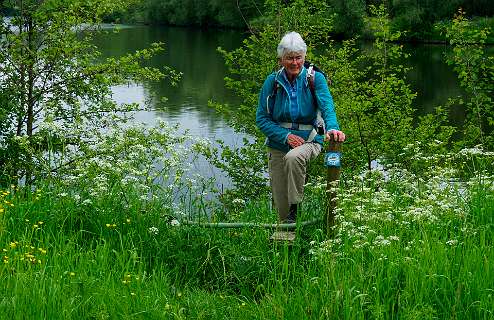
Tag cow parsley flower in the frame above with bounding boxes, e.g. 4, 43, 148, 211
148, 226, 159, 235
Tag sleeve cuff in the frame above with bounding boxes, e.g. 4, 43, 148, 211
284, 132, 291, 143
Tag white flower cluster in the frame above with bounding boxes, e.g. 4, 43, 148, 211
148, 226, 159, 235
232, 198, 246, 206
310, 158, 491, 260
55, 122, 213, 212
459, 146, 494, 156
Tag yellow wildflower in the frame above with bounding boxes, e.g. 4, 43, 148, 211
9, 242, 17, 249
4, 200, 14, 207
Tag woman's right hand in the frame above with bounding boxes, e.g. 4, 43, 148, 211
287, 134, 305, 149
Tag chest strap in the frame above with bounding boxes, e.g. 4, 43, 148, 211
279, 122, 319, 143
279, 122, 313, 130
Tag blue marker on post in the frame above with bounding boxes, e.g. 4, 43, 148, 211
324, 151, 341, 168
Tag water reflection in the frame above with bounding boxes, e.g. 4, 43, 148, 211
94, 26, 243, 128
404, 43, 466, 122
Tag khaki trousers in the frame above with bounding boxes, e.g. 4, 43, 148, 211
268, 143, 322, 221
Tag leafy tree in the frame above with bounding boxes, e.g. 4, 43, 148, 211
462, 0, 494, 17
315, 4, 420, 171
390, 0, 462, 40
121, 0, 264, 28
445, 9, 494, 149
327, 0, 366, 38
0, 0, 178, 185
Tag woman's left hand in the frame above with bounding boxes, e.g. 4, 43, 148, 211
325, 130, 346, 142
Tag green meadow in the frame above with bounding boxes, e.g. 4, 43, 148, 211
1, 148, 492, 319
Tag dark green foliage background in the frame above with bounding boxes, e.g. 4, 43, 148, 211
109, 0, 494, 42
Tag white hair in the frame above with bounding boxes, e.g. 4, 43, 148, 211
277, 32, 307, 58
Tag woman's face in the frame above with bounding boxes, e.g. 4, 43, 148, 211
280, 52, 305, 81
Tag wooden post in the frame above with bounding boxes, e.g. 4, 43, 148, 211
325, 136, 342, 236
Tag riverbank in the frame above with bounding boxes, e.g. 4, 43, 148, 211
111, 15, 494, 45
1, 149, 492, 319
361, 16, 494, 44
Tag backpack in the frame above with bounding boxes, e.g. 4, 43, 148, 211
269, 61, 329, 135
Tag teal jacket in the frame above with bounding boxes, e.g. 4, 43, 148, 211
256, 66, 340, 153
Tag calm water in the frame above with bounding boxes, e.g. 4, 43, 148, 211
93, 25, 245, 144
92, 26, 466, 184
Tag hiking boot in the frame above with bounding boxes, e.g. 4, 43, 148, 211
286, 203, 298, 223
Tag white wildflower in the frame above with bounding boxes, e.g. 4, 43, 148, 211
377, 254, 388, 261
232, 198, 246, 206
446, 239, 458, 246
148, 226, 159, 235
373, 235, 391, 247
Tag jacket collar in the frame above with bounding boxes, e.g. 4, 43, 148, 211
275, 66, 308, 85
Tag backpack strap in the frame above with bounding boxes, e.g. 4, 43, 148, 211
267, 69, 283, 114
306, 63, 325, 137
306, 63, 318, 102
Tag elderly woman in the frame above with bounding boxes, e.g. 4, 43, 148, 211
256, 31, 345, 223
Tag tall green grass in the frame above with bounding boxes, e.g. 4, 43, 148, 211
0, 154, 493, 319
